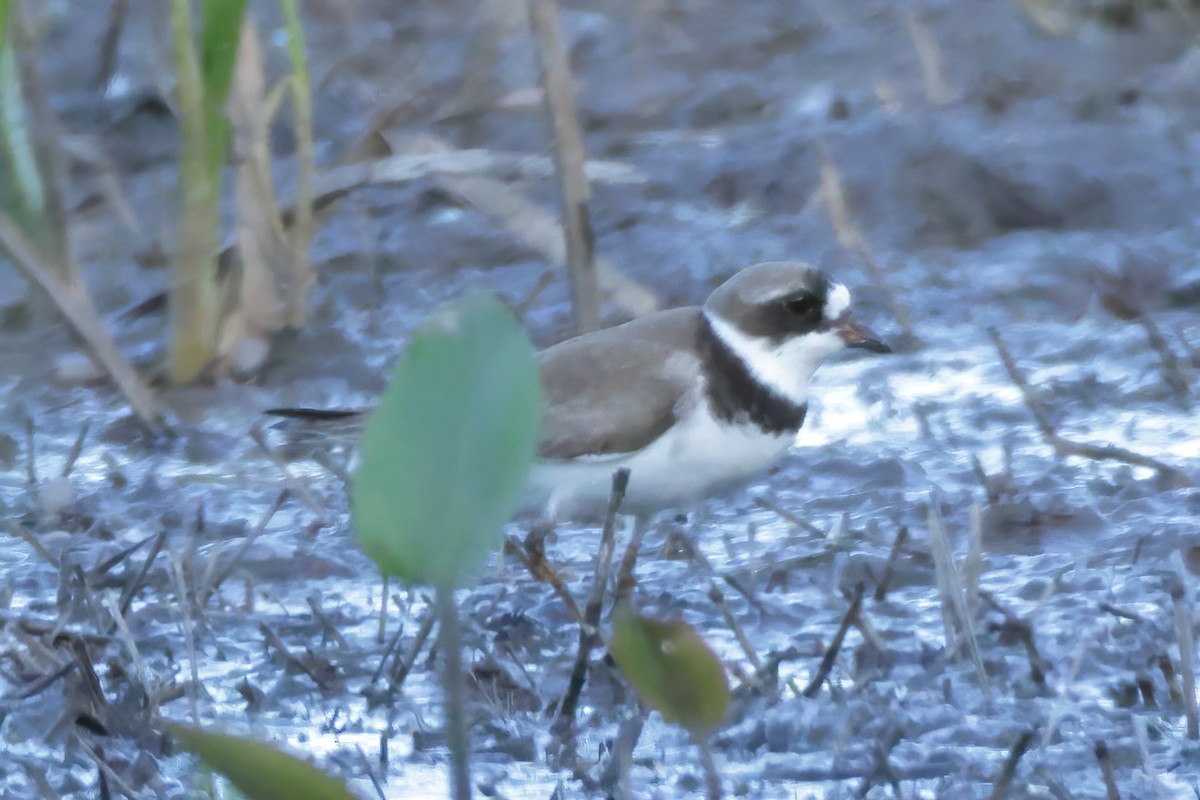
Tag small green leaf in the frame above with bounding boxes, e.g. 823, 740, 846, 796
171, 725, 359, 800
609, 605, 731, 736
351, 292, 540, 588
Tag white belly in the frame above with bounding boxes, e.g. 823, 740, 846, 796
524, 409, 793, 521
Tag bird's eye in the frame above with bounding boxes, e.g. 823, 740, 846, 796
783, 294, 820, 317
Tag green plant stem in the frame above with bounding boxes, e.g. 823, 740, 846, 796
696, 738, 721, 800
168, 0, 220, 384
436, 585, 472, 800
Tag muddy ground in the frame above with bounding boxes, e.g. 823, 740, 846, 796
2, 0, 1200, 798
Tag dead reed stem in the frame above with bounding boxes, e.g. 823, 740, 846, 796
0, 215, 162, 428
988, 327, 1185, 480
528, 0, 599, 334
557, 468, 628, 729
802, 582, 864, 698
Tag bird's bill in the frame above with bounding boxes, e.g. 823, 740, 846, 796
834, 316, 891, 353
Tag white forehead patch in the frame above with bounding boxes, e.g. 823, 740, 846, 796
705, 310, 846, 405
825, 283, 851, 320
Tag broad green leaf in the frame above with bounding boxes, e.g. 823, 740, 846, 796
610, 605, 731, 736
199, 0, 247, 179
171, 725, 358, 800
351, 292, 540, 588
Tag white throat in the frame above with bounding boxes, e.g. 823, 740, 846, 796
704, 309, 846, 405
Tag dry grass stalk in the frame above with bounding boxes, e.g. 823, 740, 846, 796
93, 0, 130, 89
988, 327, 1186, 480
816, 153, 913, 337
0, 216, 162, 427
1171, 550, 1198, 739
463, 171, 656, 318
389, 605, 436, 689
317, 147, 646, 192
904, 9, 955, 105
503, 535, 585, 624
223, 15, 290, 375
557, 468, 628, 729
100, 590, 145, 688
963, 501, 984, 615
528, 0, 600, 334
927, 498, 990, 697
614, 516, 649, 605
74, 734, 141, 799
279, 0, 315, 328
1132, 718, 1169, 799
874, 526, 909, 601
197, 487, 288, 608
1093, 740, 1121, 800
59, 134, 143, 239
168, 547, 202, 721
1013, 0, 1083, 36
802, 582, 865, 698
434, 0, 523, 121
1034, 766, 1079, 800
988, 730, 1035, 800
1136, 313, 1191, 405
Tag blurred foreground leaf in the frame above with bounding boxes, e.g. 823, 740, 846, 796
610, 605, 731, 736
171, 725, 359, 800
351, 292, 540, 587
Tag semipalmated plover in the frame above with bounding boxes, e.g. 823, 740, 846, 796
269, 261, 889, 522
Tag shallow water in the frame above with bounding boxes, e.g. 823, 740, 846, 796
3, 0, 1200, 798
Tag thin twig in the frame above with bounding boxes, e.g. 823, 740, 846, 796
0, 215, 162, 428
117, 529, 167, 618
1137, 314, 1191, 404
803, 582, 865, 698
988, 730, 1035, 800
61, 422, 90, 478
504, 535, 585, 625
874, 526, 909, 602
753, 496, 825, 538
928, 496, 990, 699
6, 520, 59, 567
199, 488, 288, 607
1133, 718, 1168, 799
1171, 552, 1197, 739
557, 468, 628, 728
248, 427, 328, 520
988, 328, 1185, 479
390, 605, 436, 690
615, 516, 649, 605
356, 745, 388, 800
1094, 743, 1118, 800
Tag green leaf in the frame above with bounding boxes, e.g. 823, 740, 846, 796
171, 725, 359, 800
609, 605, 731, 736
351, 292, 540, 588
199, 0, 247, 179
